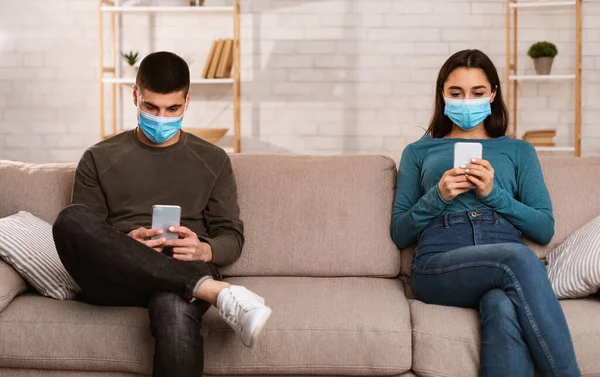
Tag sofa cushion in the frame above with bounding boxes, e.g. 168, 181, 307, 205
224, 155, 401, 277
0, 259, 27, 313
0, 161, 76, 225
0, 278, 411, 376
203, 277, 412, 375
0, 211, 80, 300
410, 298, 600, 377
0, 371, 419, 377
547, 214, 600, 299
0, 370, 140, 377
0, 294, 153, 374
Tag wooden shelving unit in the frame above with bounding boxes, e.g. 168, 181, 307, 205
101, 78, 235, 85
505, 0, 582, 156
97, 0, 242, 153
100, 5, 234, 12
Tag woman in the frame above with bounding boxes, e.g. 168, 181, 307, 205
391, 49, 580, 377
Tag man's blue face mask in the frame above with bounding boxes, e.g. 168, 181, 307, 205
137, 109, 184, 144
136, 93, 188, 144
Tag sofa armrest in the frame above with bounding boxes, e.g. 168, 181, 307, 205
0, 259, 27, 312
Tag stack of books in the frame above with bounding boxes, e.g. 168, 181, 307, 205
522, 129, 556, 147
202, 39, 234, 79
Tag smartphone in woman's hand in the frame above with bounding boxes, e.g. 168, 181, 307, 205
454, 142, 483, 169
454, 142, 482, 189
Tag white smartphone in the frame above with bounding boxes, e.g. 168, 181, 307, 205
151, 205, 181, 240
454, 142, 483, 169
454, 142, 483, 190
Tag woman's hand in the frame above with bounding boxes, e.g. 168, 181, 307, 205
438, 167, 473, 202
464, 158, 495, 198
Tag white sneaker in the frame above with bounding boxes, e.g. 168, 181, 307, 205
217, 285, 272, 348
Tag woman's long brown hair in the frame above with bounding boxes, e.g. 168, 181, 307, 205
427, 49, 509, 138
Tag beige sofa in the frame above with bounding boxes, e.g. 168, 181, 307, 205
0, 155, 599, 377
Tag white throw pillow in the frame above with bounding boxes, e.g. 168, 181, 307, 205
0, 211, 80, 300
547, 215, 600, 299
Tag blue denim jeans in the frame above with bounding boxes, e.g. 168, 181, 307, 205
411, 210, 580, 377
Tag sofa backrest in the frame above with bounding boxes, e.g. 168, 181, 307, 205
0, 161, 76, 225
222, 155, 400, 277
0, 156, 401, 278
533, 156, 600, 256
3, 155, 598, 280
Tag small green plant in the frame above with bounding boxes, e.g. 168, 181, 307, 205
527, 41, 558, 59
121, 51, 139, 66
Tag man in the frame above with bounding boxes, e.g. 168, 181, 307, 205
52, 51, 272, 377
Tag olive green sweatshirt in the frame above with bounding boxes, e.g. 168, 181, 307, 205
72, 129, 244, 266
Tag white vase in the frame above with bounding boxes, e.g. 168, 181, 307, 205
533, 57, 554, 75
124, 65, 138, 79
122, 0, 151, 6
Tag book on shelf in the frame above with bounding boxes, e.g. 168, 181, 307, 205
207, 40, 225, 79
523, 129, 556, 146
201, 39, 234, 80
201, 40, 219, 79
529, 142, 556, 147
216, 39, 234, 78
522, 129, 556, 136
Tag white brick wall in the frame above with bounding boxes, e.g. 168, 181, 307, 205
0, 0, 598, 163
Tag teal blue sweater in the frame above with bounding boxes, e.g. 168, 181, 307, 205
390, 135, 554, 249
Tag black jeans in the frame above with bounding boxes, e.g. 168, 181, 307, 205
52, 204, 219, 377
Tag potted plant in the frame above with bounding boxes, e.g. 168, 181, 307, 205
121, 51, 139, 78
527, 41, 558, 75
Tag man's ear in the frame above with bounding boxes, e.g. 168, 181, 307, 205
185, 91, 191, 111
133, 85, 139, 107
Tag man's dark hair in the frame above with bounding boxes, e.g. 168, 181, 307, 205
136, 51, 190, 96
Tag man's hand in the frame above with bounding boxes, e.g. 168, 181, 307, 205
163, 226, 213, 262
464, 158, 495, 198
128, 227, 166, 252
438, 167, 473, 202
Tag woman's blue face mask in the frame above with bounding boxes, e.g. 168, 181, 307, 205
444, 97, 492, 131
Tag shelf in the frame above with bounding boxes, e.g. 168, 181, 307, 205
509, 1, 576, 9
509, 74, 576, 81
102, 77, 234, 84
101, 5, 234, 13
505, 0, 582, 157
534, 146, 575, 152
99, 0, 241, 153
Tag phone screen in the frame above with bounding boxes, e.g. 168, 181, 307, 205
151, 205, 181, 240
453, 142, 483, 169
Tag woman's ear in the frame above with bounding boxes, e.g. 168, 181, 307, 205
490, 85, 498, 104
